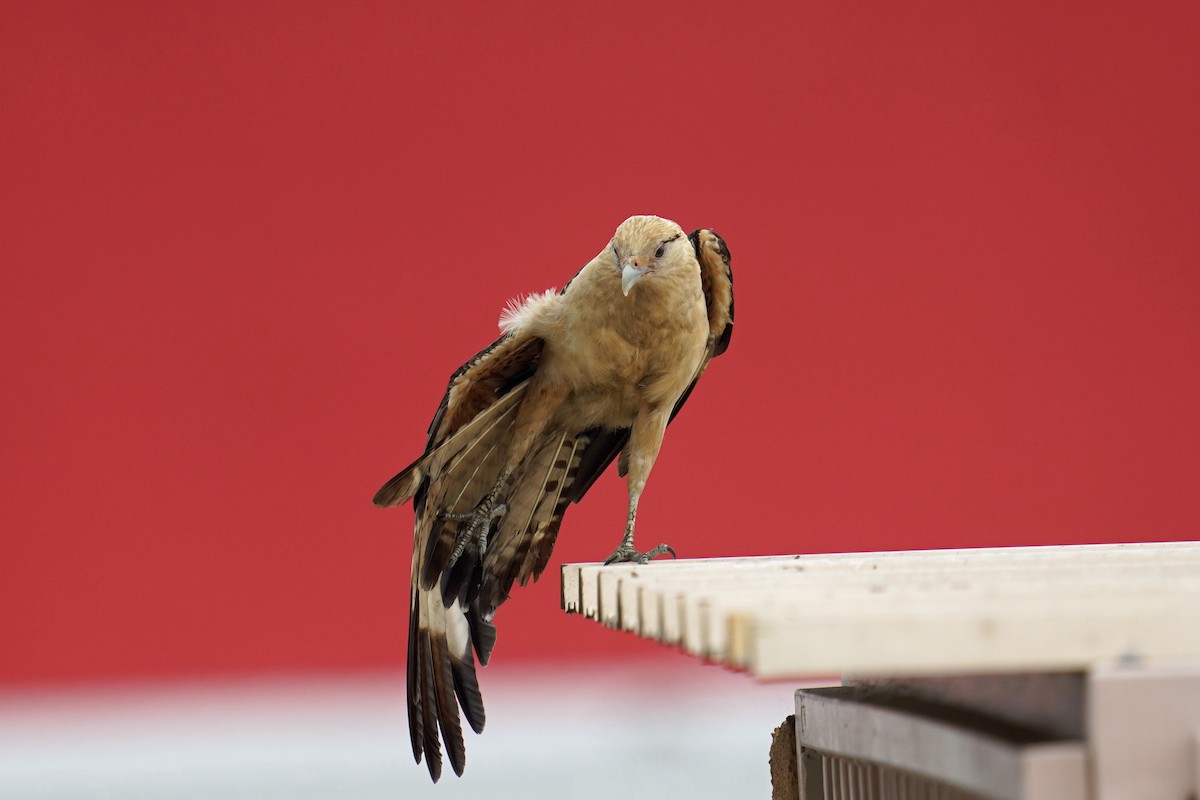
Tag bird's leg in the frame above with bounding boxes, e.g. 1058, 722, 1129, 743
603, 490, 677, 565
603, 407, 677, 565
443, 467, 512, 568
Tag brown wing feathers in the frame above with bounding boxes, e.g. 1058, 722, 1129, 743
479, 432, 587, 617
407, 438, 579, 780
421, 394, 526, 592
381, 329, 581, 782
690, 228, 734, 357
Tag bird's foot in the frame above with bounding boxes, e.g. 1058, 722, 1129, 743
603, 542, 677, 565
442, 502, 507, 568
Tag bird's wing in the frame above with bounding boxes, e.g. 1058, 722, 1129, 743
375, 320, 609, 780
692, 228, 735, 359
476, 427, 590, 616
374, 330, 548, 782
372, 333, 544, 510
568, 228, 734, 501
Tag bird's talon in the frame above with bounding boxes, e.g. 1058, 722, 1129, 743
445, 500, 509, 568
637, 543, 676, 563
603, 542, 677, 565
643, 544, 681, 563
603, 549, 627, 566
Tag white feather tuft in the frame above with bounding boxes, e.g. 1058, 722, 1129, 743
498, 288, 557, 334
445, 596, 472, 658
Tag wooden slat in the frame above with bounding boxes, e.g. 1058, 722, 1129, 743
561, 542, 1200, 678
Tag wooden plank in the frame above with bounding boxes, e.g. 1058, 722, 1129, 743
745, 594, 1200, 677
564, 543, 1200, 620
796, 686, 1032, 800
1088, 663, 1200, 800
795, 687, 1088, 800
560, 563, 583, 614
561, 542, 1200, 677
1023, 743, 1088, 800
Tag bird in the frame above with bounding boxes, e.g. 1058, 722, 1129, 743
372, 215, 734, 781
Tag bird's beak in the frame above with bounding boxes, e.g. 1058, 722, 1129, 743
621, 263, 648, 297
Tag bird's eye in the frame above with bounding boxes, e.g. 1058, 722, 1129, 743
613, 245, 619, 261
655, 243, 666, 259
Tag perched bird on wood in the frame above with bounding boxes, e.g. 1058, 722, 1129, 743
372, 215, 734, 781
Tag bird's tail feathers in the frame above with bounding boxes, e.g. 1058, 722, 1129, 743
408, 577, 488, 782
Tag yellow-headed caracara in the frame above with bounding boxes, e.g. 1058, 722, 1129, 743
373, 215, 734, 781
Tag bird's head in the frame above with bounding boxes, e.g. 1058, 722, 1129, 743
610, 215, 690, 297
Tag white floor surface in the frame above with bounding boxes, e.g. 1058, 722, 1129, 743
0, 661, 808, 799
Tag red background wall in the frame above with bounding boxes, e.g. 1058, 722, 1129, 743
2, 0, 1198, 686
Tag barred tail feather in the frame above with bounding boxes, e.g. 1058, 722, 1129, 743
409, 580, 485, 781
